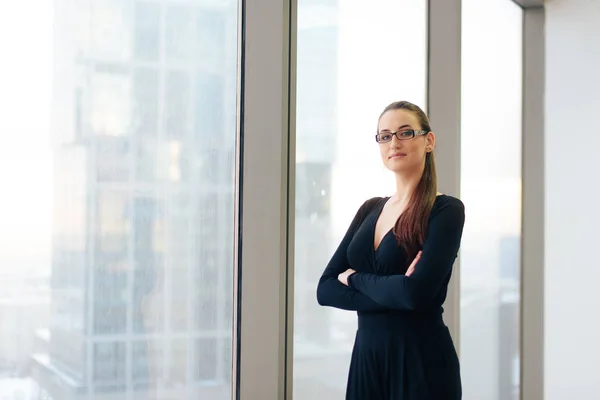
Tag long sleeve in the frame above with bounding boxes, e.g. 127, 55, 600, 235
348, 199, 465, 310
316, 198, 389, 312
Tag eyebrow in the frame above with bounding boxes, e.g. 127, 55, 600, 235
379, 124, 412, 132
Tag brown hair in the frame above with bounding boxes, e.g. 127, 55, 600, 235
378, 101, 437, 259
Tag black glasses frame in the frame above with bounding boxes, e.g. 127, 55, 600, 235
375, 129, 429, 143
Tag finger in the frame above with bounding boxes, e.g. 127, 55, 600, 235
408, 252, 421, 269
406, 252, 422, 276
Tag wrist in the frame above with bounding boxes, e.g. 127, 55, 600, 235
347, 271, 357, 288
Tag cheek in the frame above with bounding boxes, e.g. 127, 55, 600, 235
379, 145, 388, 160
408, 143, 426, 156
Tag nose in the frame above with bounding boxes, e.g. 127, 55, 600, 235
390, 134, 403, 147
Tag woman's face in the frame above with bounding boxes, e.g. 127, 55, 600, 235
377, 109, 435, 173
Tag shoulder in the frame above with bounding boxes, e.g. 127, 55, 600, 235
361, 196, 387, 211
351, 196, 386, 221
430, 194, 465, 221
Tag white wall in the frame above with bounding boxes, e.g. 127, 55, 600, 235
545, 0, 600, 398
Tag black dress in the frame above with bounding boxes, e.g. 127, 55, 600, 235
316, 195, 465, 400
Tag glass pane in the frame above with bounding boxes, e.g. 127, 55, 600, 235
134, 1, 160, 61
460, 1, 523, 399
293, 0, 427, 398
0, 0, 239, 399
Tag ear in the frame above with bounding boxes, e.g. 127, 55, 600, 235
425, 131, 436, 152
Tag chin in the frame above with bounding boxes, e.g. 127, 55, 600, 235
385, 165, 408, 173
385, 158, 406, 168
385, 160, 417, 173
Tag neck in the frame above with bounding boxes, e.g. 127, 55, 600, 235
391, 163, 425, 205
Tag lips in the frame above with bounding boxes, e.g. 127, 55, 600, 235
389, 153, 407, 159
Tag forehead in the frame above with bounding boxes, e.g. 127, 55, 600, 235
378, 109, 420, 131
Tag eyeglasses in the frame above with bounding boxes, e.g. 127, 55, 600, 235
375, 129, 429, 143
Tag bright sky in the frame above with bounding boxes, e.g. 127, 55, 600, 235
0, 1, 54, 267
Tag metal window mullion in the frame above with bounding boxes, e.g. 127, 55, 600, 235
427, 0, 462, 350
521, 6, 545, 400
156, 1, 171, 388
86, 137, 98, 395
285, 0, 298, 398
234, 0, 293, 399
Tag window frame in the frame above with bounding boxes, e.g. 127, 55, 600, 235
521, 4, 545, 400
234, 0, 296, 398
235, 0, 544, 398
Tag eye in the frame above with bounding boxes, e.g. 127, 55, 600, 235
399, 130, 414, 138
379, 133, 392, 142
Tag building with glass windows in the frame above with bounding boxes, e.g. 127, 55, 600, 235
30, 1, 238, 398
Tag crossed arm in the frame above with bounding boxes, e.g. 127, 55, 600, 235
317, 198, 465, 311
316, 199, 389, 312
345, 200, 465, 310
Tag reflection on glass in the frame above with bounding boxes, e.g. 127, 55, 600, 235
134, 1, 160, 61
0, 0, 238, 399
460, 1, 523, 399
165, 5, 194, 61
293, 0, 427, 398
133, 68, 159, 137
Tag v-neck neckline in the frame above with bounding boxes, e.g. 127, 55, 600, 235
372, 193, 446, 252
373, 197, 393, 252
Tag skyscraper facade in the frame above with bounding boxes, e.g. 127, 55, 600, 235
32, 1, 238, 398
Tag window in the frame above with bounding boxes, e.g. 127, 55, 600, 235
166, 71, 191, 138
0, 1, 239, 399
295, 163, 332, 218
196, 11, 226, 66
93, 342, 127, 385
133, 68, 159, 137
165, 5, 194, 61
134, 1, 160, 61
90, 0, 133, 62
194, 73, 225, 145
293, 0, 427, 398
90, 71, 132, 137
96, 136, 130, 182
460, 1, 523, 399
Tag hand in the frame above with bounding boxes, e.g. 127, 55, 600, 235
338, 269, 356, 286
405, 251, 422, 277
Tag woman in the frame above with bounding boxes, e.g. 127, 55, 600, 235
316, 101, 464, 400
